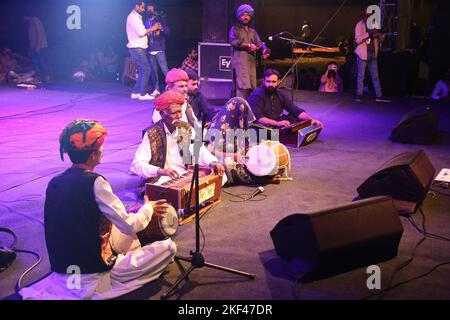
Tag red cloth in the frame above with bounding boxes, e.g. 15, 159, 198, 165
154, 90, 185, 111
165, 68, 188, 84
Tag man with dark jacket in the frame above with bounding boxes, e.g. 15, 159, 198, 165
186, 70, 217, 122
247, 68, 323, 129
145, 3, 170, 97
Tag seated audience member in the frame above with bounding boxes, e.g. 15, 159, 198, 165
1, 46, 37, 84
319, 61, 343, 93
431, 68, 450, 101
122, 56, 137, 86
0, 57, 6, 83
181, 48, 198, 75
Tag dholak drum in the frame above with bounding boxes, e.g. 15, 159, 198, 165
245, 141, 291, 176
137, 205, 179, 246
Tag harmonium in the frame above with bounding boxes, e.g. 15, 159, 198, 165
279, 120, 322, 147
145, 166, 222, 224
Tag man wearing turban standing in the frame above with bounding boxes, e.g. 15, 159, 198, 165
20, 120, 177, 299
229, 4, 270, 99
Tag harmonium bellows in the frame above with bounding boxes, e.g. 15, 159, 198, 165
145, 167, 222, 218
280, 120, 322, 147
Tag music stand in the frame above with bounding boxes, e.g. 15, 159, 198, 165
161, 118, 255, 300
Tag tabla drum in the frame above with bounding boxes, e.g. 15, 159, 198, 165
245, 141, 291, 176
137, 204, 179, 246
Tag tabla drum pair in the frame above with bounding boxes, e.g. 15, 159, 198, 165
245, 141, 291, 177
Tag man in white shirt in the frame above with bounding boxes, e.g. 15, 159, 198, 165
19, 119, 176, 300
126, 1, 161, 101
131, 90, 225, 184
354, 5, 389, 102
23, 12, 50, 83
152, 68, 199, 127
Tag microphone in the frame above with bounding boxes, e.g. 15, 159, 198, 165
178, 200, 214, 217
268, 32, 286, 41
245, 186, 265, 200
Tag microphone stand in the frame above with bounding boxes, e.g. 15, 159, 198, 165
161, 116, 255, 300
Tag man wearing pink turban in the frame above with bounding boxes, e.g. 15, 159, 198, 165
152, 68, 199, 127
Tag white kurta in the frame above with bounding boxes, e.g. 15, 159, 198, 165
130, 123, 223, 185
19, 177, 176, 300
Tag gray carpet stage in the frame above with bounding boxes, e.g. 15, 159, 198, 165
1, 82, 449, 300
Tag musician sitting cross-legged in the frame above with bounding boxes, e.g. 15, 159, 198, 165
19, 120, 177, 300
130, 90, 225, 185
152, 68, 199, 127
205, 97, 287, 185
247, 68, 324, 129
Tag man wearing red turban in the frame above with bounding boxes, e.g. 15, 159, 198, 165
131, 91, 225, 183
20, 119, 177, 300
152, 68, 199, 126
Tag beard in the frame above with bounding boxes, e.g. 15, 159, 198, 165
264, 86, 277, 95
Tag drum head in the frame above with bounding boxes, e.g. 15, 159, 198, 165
159, 205, 179, 237
246, 144, 277, 176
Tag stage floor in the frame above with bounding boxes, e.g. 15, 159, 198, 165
1, 82, 450, 300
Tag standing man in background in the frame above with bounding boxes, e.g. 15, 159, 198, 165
229, 4, 270, 99
126, 1, 158, 101
23, 11, 50, 83
145, 3, 170, 98
301, 20, 312, 49
354, 5, 389, 102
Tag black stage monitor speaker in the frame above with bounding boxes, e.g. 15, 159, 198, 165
270, 196, 403, 281
391, 106, 439, 145
203, 0, 229, 42
357, 150, 436, 213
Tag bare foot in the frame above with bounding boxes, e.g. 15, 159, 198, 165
270, 174, 282, 184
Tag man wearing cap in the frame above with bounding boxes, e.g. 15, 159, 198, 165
20, 120, 176, 300
152, 68, 199, 126
131, 90, 225, 184
229, 4, 270, 99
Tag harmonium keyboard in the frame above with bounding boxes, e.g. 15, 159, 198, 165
145, 166, 222, 223
280, 120, 322, 147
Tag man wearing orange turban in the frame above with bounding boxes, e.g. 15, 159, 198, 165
20, 119, 177, 300
131, 91, 225, 183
